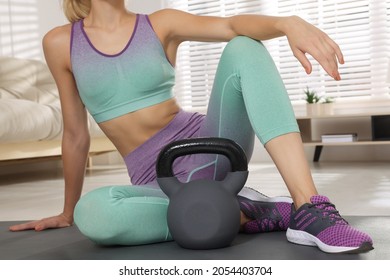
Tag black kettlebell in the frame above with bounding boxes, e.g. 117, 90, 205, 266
156, 137, 248, 250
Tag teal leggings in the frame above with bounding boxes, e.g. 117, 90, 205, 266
74, 37, 299, 245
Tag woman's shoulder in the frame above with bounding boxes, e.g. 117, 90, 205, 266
148, 8, 192, 37
42, 23, 73, 68
149, 8, 189, 20
43, 23, 73, 51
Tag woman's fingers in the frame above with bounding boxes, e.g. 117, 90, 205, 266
299, 39, 341, 80
9, 220, 47, 232
286, 16, 344, 80
9, 221, 40, 231
326, 35, 344, 65
318, 35, 343, 80
293, 49, 312, 75
9, 215, 72, 232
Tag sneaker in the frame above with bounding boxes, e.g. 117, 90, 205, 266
238, 193, 292, 233
286, 195, 374, 253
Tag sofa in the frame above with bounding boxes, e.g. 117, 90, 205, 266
0, 56, 115, 163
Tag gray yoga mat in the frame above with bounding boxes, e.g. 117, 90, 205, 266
0, 216, 388, 260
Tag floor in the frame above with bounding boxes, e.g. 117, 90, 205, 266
0, 161, 389, 221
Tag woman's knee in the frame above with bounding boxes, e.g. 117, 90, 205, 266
74, 185, 171, 245
225, 36, 266, 55
221, 36, 272, 68
74, 186, 117, 244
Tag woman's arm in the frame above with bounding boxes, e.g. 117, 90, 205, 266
9, 25, 90, 231
154, 9, 344, 80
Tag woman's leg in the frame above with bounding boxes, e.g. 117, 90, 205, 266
198, 36, 372, 253
198, 36, 316, 208
264, 134, 317, 206
74, 185, 171, 245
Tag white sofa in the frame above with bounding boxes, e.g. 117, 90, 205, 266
0, 56, 115, 163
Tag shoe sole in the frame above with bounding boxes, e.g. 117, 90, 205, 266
238, 187, 293, 203
286, 228, 374, 254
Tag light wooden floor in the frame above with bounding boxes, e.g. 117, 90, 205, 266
0, 161, 389, 221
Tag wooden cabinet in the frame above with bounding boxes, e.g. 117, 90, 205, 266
296, 112, 390, 161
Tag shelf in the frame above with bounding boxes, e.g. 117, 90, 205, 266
303, 141, 390, 147
296, 111, 390, 120
296, 112, 390, 161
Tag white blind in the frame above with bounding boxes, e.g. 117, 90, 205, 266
166, 0, 268, 110
269, 0, 390, 101
0, 0, 40, 59
166, 0, 390, 110
174, 42, 224, 110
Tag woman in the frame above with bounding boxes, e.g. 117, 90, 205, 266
10, 0, 373, 254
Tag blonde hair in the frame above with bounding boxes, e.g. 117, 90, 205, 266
62, 0, 91, 23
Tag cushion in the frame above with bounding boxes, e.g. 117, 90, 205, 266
0, 99, 62, 142
0, 56, 58, 104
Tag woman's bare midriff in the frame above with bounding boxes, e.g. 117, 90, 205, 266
98, 98, 181, 157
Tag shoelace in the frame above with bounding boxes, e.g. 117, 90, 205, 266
309, 202, 347, 225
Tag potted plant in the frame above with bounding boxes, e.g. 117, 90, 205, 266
304, 87, 321, 116
321, 97, 334, 115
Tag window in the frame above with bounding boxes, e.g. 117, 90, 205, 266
165, 0, 390, 111
165, 0, 267, 110
0, 0, 40, 59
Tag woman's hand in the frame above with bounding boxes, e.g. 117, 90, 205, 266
280, 16, 344, 80
9, 213, 73, 232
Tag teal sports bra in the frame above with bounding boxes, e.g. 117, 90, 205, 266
70, 14, 175, 123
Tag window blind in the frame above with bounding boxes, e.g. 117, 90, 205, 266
166, 0, 268, 110
165, 0, 390, 111
0, 0, 40, 59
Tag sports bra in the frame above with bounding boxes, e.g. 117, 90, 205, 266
70, 14, 175, 123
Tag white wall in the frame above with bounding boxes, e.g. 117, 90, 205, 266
36, 0, 67, 60
126, 0, 164, 13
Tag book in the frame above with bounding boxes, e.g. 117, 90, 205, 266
321, 133, 358, 143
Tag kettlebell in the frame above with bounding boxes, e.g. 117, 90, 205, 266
156, 137, 248, 250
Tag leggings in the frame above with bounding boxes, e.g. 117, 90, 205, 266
74, 36, 300, 245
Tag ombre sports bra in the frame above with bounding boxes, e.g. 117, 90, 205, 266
70, 14, 175, 123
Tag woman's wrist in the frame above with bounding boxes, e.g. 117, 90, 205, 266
61, 209, 74, 223
274, 15, 300, 36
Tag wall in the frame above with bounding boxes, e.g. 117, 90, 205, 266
36, 1, 67, 60
127, 0, 164, 13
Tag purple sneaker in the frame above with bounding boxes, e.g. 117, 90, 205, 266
238, 194, 292, 233
286, 195, 373, 253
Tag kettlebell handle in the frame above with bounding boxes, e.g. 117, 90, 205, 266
156, 137, 248, 178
